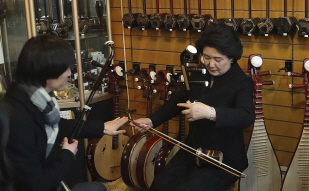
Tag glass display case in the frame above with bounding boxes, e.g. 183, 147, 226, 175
0, 0, 113, 107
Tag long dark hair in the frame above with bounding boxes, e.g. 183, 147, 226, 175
0, 103, 14, 191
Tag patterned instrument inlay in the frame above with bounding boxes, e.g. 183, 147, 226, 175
297, 93, 309, 189
252, 119, 268, 176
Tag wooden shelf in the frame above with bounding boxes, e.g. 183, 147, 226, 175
57, 92, 113, 109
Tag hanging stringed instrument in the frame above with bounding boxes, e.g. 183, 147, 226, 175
207, 0, 220, 26
122, 0, 139, 29
163, 0, 177, 31
191, 0, 212, 32
257, 0, 276, 36
154, 73, 186, 175
273, 0, 297, 36
239, 54, 282, 191
135, 70, 173, 190
137, 0, 150, 30
86, 63, 129, 181
176, 0, 192, 31
121, 68, 156, 189
220, 0, 242, 32
239, 0, 260, 36
281, 58, 309, 191
149, 0, 167, 30
50, 0, 69, 37
296, 0, 309, 37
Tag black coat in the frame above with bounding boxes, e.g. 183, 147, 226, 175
149, 63, 255, 172
3, 83, 105, 191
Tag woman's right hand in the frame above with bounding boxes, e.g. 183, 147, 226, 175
61, 137, 78, 155
129, 118, 153, 132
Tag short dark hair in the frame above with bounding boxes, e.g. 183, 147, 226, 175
195, 23, 243, 61
15, 34, 75, 87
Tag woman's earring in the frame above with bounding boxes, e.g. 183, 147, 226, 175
200, 56, 204, 64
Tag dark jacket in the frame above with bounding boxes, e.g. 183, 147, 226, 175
149, 63, 255, 171
3, 83, 105, 191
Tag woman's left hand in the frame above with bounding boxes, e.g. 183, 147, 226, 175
103, 117, 128, 135
177, 101, 211, 122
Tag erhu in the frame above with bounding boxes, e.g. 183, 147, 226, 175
130, 45, 246, 178
58, 41, 115, 189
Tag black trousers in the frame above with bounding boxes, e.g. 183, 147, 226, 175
149, 150, 239, 191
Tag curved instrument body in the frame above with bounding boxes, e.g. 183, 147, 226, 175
281, 148, 309, 191
239, 119, 281, 191
122, 68, 156, 189
136, 135, 163, 190
86, 134, 129, 181
121, 132, 147, 188
240, 54, 281, 191
281, 61, 309, 191
154, 141, 180, 175
152, 71, 181, 175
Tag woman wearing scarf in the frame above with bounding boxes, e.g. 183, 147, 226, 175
3, 34, 127, 191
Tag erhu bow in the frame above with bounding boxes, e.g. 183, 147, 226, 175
69, 40, 115, 142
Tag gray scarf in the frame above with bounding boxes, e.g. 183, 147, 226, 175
19, 84, 60, 158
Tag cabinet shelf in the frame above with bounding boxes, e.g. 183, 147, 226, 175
57, 92, 113, 108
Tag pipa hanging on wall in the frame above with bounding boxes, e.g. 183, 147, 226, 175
281, 59, 309, 191
239, 54, 282, 191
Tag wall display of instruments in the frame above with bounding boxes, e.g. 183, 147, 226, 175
86, 62, 129, 181
207, 0, 220, 25
176, 0, 192, 31
257, 0, 276, 36
163, 0, 177, 31
296, 0, 309, 37
239, 0, 260, 36
119, 0, 309, 37
281, 58, 309, 191
121, 68, 156, 189
122, 0, 139, 29
154, 72, 185, 175
239, 54, 282, 191
220, 0, 242, 32
149, 0, 167, 30
191, 0, 212, 32
273, 0, 297, 36
33, 0, 106, 37
137, 0, 150, 30
135, 69, 172, 190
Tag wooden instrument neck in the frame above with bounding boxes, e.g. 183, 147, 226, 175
184, 0, 188, 15
170, 0, 174, 15
156, 0, 160, 13
143, 0, 147, 14
198, 0, 201, 15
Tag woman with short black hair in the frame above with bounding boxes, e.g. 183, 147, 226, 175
15, 34, 75, 87
3, 34, 127, 191
131, 24, 255, 191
